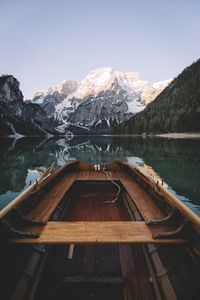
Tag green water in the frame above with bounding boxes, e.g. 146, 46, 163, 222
0, 136, 200, 215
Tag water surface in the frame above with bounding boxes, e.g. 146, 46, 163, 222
0, 136, 200, 215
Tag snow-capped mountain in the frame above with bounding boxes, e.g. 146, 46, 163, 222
28, 67, 171, 134
31, 80, 77, 104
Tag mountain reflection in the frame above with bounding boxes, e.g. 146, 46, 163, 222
0, 136, 132, 195
0, 136, 200, 214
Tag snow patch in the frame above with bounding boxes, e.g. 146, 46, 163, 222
153, 79, 172, 90
27, 67, 171, 129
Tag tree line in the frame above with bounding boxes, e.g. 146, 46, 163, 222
114, 59, 200, 134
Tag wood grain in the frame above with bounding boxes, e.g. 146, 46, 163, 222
117, 170, 165, 221
27, 171, 77, 221
8, 221, 187, 244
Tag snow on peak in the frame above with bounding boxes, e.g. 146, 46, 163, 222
153, 79, 172, 90
32, 80, 78, 99
27, 67, 171, 128
74, 67, 114, 99
74, 67, 140, 99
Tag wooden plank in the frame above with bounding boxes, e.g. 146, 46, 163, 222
131, 245, 154, 300
119, 244, 142, 300
76, 170, 120, 181
7, 221, 187, 244
0, 180, 41, 220
64, 188, 129, 221
0, 163, 52, 219
121, 162, 200, 230
119, 244, 154, 300
147, 244, 178, 300
117, 171, 165, 221
83, 245, 96, 275
0, 161, 78, 220
27, 171, 78, 222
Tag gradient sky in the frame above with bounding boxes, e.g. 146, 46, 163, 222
0, 0, 200, 97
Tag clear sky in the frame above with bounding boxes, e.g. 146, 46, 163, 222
0, 0, 200, 97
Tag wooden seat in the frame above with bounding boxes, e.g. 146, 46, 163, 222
7, 221, 187, 244
27, 172, 78, 222
117, 171, 166, 221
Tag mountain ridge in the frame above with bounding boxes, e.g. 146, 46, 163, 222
114, 59, 200, 134
28, 67, 171, 134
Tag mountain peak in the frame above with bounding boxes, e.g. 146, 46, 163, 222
0, 75, 23, 103
32, 80, 77, 99
75, 67, 115, 98
28, 67, 171, 134
74, 67, 140, 99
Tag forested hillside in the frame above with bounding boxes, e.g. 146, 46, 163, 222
114, 59, 200, 134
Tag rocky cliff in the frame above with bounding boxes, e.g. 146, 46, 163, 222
0, 75, 59, 137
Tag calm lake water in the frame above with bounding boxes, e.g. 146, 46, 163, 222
0, 136, 200, 215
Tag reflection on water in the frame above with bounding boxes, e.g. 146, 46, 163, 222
0, 136, 200, 215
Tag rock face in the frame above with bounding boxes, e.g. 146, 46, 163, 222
0, 75, 59, 137
29, 67, 171, 134
30, 80, 78, 117
0, 75, 23, 103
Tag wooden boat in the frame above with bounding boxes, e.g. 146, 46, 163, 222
0, 160, 200, 300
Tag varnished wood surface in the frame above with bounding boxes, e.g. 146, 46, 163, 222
8, 221, 187, 244
25, 168, 165, 224
76, 170, 119, 181
2, 161, 199, 300
25, 170, 121, 222
27, 171, 78, 222
76, 169, 166, 222
0, 161, 76, 219
116, 170, 166, 221
121, 162, 200, 230
64, 183, 129, 221
119, 244, 154, 300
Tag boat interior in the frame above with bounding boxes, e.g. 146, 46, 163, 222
0, 161, 200, 300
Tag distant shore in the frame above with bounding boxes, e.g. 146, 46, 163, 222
156, 133, 200, 139
1, 132, 200, 139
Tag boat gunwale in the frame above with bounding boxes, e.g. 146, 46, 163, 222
118, 162, 200, 232
1, 160, 200, 237
0, 160, 78, 220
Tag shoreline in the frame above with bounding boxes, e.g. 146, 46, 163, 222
1, 132, 200, 139
156, 133, 200, 139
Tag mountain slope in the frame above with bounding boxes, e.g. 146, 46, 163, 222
28, 67, 171, 134
0, 75, 59, 137
114, 59, 200, 134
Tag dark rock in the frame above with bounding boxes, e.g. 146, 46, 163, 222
0, 75, 59, 136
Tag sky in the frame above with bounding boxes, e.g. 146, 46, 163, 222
0, 0, 200, 97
